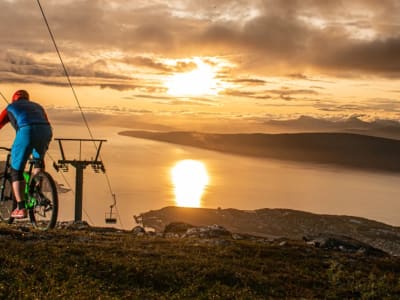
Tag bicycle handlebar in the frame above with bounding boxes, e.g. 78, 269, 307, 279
0, 146, 11, 152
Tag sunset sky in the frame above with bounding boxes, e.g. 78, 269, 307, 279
1, 0, 400, 132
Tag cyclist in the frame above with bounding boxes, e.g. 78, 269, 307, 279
0, 90, 52, 218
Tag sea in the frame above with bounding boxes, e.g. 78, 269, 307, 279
2, 124, 399, 229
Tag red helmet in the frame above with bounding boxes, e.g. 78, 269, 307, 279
12, 90, 30, 102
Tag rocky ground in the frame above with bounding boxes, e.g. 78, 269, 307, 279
0, 221, 400, 299
138, 206, 400, 256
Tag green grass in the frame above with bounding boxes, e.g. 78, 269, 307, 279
0, 225, 399, 299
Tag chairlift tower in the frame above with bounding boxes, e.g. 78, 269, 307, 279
53, 138, 107, 222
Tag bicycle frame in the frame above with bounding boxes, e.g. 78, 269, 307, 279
0, 146, 58, 229
0, 147, 41, 209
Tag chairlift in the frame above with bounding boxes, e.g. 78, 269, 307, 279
105, 194, 117, 224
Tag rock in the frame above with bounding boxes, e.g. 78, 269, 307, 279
164, 232, 181, 239
232, 233, 244, 240
163, 222, 195, 235
303, 234, 387, 256
184, 224, 231, 238
131, 226, 146, 236
58, 221, 91, 230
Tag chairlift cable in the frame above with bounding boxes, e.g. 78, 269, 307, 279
47, 152, 73, 191
83, 208, 95, 225
0, 91, 8, 104
36, 0, 95, 141
114, 203, 124, 228
36, 0, 120, 224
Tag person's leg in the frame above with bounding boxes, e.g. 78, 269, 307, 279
10, 127, 33, 218
31, 125, 52, 176
12, 180, 25, 202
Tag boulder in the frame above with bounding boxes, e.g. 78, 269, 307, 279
303, 234, 387, 256
184, 224, 231, 238
131, 226, 146, 236
163, 222, 195, 235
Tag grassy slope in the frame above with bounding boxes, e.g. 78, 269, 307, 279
0, 225, 400, 299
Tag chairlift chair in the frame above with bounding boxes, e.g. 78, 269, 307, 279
105, 193, 117, 224
105, 205, 117, 224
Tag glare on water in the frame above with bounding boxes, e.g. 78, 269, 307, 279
171, 159, 209, 207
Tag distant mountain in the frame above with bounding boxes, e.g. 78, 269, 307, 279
264, 115, 400, 139
137, 206, 400, 256
265, 115, 371, 129
119, 130, 400, 172
265, 115, 348, 130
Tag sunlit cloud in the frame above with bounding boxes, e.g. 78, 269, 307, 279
1, 0, 400, 128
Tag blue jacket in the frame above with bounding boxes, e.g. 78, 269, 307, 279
6, 99, 50, 130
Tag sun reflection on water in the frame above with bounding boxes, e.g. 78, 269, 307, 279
171, 160, 209, 207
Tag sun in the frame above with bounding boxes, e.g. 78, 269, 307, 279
171, 160, 209, 207
166, 58, 219, 97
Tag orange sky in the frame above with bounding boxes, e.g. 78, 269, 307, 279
1, 0, 400, 132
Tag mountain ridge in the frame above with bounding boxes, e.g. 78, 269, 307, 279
120, 130, 400, 173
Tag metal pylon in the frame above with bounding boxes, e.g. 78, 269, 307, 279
53, 138, 107, 222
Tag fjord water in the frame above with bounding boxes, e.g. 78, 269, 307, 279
43, 126, 400, 229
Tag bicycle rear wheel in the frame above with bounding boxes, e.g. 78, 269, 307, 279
0, 174, 16, 224
28, 171, 58, 230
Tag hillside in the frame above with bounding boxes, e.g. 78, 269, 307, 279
1, 222, 400, 299
137, 206, 400, 256
119, 131, 400, 172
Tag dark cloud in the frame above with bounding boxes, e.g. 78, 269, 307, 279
229, 78, 267, 86
99, 83, 168, 92
315, 98, 400, 114
98, 84, 141, 91
312, 38, 400, 76
264, 88, 320, 101
287, 73, 310, 80
123, 56, 171, 72
196, 1, 400, 77
2, 50, 132, 79
122, 56, 197, 73
222, 89, 260, 98
222, 87, 319, 101
132, 94, 172, 100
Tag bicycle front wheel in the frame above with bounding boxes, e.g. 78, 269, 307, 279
0, 174, 16, 224
28, 171, 58, 230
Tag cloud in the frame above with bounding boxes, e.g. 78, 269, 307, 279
130, 94, 218, 106
121, 56, 197, 74
315, 98, 400, 114
223, 87, 320, 101
229, 78, 267, 86
2, 0, 400, 90
46, 106, 176, 131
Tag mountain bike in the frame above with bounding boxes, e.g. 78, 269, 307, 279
0, 146, 58, 230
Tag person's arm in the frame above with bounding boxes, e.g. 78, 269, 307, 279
41, 106, 50, 123
44, 110, 49, 123
0, 108, 9, 129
